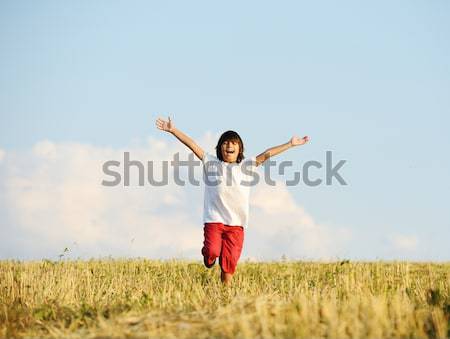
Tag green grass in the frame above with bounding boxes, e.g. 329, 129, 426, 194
1, 259, 449, 338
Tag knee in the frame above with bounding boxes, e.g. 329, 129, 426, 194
202, 246, 220, 259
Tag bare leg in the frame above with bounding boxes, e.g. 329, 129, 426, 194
221, 270, 233, 285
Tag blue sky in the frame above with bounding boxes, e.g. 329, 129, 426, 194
1, 1, 449, 260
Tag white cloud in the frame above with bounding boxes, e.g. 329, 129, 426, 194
33, 140, 57, 159
388, 234, 418, 252
0, 148, 5, 162
248, 182, 352, 260
0, 135, 351, 261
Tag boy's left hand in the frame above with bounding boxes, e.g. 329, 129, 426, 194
290, 136, 309, 146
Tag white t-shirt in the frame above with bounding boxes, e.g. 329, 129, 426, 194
202, 153, 258, 228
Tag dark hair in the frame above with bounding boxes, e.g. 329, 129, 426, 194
215, 130, 245, 163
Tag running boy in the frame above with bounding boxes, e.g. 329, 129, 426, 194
156, 116, 309, 285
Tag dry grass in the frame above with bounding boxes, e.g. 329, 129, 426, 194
1, 259, 449, 338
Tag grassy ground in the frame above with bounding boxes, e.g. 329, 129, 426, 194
1, 259, 449, 338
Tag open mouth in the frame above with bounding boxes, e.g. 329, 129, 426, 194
225, 149, 235, 155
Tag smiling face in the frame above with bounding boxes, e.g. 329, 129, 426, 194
215, 130, 244, 163
220, 139, 240, 163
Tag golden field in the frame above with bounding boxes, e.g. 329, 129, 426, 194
1, 259, 449, 338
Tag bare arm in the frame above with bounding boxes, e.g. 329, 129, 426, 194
256, 136, 309, 166
155, 117, 205, 161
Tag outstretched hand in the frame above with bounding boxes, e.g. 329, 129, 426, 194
156, 116, 174, 133
290, 135, 309, 146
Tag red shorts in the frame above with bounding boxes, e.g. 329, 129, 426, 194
201, 222, 244, 274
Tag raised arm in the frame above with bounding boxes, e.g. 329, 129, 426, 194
156, 117, 205, 160
255, 136, 309, 166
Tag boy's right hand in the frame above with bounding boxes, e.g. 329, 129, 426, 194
156, 116, 174, 133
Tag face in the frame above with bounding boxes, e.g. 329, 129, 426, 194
220, 139, 240, 163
